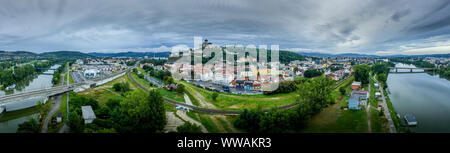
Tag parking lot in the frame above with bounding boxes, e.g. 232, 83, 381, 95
188, 80, 263, 95
144, 74, 164, 87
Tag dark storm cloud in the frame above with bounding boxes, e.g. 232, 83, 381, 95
0, 0, 449, 55
391, 9, 410, 22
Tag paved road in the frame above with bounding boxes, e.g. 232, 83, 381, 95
176, 110, 208, 133
184, 93, 193, 106
373, 75, 397, 133
367, 80, 372, 133
164, 112, 185, 133
41, 95, 62, 133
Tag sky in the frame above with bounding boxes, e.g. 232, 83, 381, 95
0, 0, 450, 55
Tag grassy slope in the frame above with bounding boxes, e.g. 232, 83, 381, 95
178, 80, 298, 111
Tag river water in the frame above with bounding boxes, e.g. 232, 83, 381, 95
387, 63, 450, 133
0, 64, 60, 133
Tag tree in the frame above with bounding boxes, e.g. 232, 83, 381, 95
115, 90, 166, 133
165, 76, 174, 85
339, 87, 346, 95
234, 108, 263, 133
376, 73, 388, 89
113, 82, 131, 92
304, 69, 323, 78
296, 76, 334, 113
176, 84, 185, 93
353, 64, 370, 84
176, 122, 202, 133
17, 118, 40, 133
212, 92, 219, 101
68, 111, 84, 133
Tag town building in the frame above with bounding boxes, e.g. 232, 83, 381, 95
348, 91, 368, 110
351, 81, 361, 90
81, 106, 96, 124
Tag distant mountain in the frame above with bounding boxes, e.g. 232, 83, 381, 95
386, 53, 450, 58
295, 52, 379, 57
0, 51, 38, 58
88, 51, 171, 58
40, 51, 93, 59
0, 51, 92, 60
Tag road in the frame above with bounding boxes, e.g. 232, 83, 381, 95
41, 95, 62, 133
373, 75, 397, 133
366, 80, 372, 133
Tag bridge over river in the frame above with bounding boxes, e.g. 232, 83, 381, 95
0, 71, 127, 112
388, 67, 435, 73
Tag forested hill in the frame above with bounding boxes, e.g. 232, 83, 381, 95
0, 51, 37, 58
0, 51, 93, 60
88, 52, 171, 58
279, 50, 307, 63
40, 51, 94, 59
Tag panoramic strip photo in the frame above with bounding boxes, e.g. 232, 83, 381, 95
0, 0, 449, 152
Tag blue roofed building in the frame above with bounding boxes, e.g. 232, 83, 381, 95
348, 91, 368, 110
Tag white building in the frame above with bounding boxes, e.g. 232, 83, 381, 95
84, 69, 100, 78
81, 106, 96, 124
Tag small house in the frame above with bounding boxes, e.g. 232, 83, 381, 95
374, 83, 379, 88
351, 81, 361, 90
81, 106, 96, 124
56, 112, 63, 123
375, 92, 381, 98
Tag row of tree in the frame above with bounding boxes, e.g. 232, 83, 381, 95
437, 67, 450, 81
371, 62, 395, 89
234, 77, 335, 133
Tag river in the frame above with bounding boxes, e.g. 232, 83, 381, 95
387, 63, 450, 133
0, 64, 60, 133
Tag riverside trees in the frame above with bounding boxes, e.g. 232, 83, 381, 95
1, 61, 52, 88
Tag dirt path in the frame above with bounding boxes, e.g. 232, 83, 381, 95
176, 110, 208, 133
184, 93, 193, 106
216, 115, 239, 133
164, 112, 185, 133
181, 83, 216, 109
41, 95, 62, 133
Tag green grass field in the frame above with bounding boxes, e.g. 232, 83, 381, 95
156, 88, 185, 103
178, 81, 299, 111
58, 93, 69, 122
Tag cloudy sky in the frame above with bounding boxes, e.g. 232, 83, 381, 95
0, 0, 450, 55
